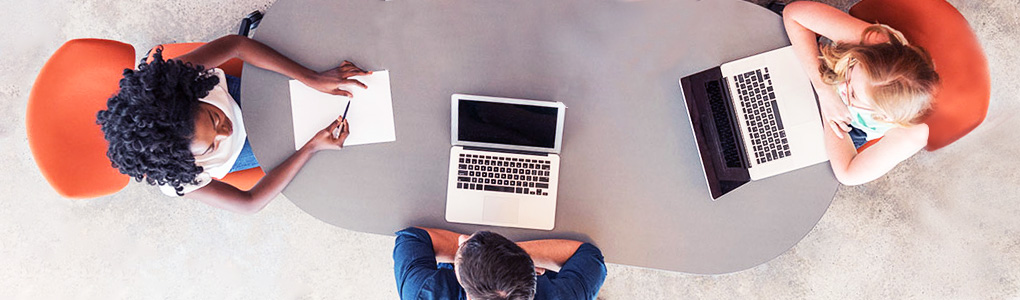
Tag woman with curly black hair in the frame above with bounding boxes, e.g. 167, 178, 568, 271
97, 35, 366, 214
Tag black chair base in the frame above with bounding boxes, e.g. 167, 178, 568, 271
766, 1, 787, 16
238, 11, 264, 37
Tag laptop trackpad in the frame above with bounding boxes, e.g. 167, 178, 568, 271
482, 196, 520, 224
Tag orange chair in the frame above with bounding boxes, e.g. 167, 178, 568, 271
27, 39, 134, 198
27, 39, 264, 198
850, 0, 990, 151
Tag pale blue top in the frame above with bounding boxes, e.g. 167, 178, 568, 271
837, 84, 897, 141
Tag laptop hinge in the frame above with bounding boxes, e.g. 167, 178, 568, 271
463, 146, 549, 157
721, 76, 752, 168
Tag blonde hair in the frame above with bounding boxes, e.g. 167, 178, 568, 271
818, 24, 940, 127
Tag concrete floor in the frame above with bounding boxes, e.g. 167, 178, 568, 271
2, 0, 1018, 299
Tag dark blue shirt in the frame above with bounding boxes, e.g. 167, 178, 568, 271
393, 228, 607, 300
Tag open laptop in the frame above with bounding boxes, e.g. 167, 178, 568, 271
446, 94, 566, 230
679, 46, 828, 199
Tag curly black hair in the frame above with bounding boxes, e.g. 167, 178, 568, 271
96, 47, 220, 196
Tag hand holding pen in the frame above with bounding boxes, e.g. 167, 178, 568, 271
309, 103, 351, 152
309, 117, 350, 152
332, 100, 351, 139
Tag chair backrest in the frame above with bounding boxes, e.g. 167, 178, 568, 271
27, 39, 134, 198
850, 0, 990, 151
150, 43, 245, 77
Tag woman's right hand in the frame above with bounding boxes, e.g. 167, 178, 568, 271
818, 89, 851, 138
306, 118, 350, 152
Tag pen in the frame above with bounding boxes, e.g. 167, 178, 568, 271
332, 100, 351, 139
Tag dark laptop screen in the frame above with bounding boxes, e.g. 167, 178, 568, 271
458, 100, 558, 148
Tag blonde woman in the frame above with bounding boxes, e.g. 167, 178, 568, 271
783, 1, 940, 185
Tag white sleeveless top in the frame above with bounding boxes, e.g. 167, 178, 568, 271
159, 69, 247, 196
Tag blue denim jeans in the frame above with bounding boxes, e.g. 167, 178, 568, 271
224, 74, 261, 173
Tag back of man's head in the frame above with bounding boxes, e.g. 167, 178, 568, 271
455, 231, 537, 300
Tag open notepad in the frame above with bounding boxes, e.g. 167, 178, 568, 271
289, 70, 396, 150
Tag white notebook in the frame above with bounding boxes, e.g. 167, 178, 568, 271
289, 70, 396, 150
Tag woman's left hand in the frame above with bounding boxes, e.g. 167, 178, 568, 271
304, 60, 372, 97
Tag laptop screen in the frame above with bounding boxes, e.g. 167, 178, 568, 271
458, 100, 558, 149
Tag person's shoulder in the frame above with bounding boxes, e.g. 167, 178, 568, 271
392, 227, 435, 265
534, 243, 607, 300
565, 243, 607, 278
886, 123, 929, 148
399, 264, 463, 300
572, 243, 605, 261
546, 243, 606, 274
396, 227, 431, 242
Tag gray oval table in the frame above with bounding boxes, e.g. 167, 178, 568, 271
240, 0, 839, 274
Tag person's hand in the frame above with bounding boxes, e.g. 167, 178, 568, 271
304, 60, 372, 97
306, 118, 350, 152
534, 267, 546, 276
818, 89, 851, 139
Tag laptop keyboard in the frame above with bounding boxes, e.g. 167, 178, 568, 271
457, 153, 551, 196
735, 67, 791, 164
705, 79, 744, 168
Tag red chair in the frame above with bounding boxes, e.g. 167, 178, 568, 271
850, 0, 990, 151
27, 39, 264, 198
27, 39, 134, 198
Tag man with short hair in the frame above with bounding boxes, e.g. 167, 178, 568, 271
393, 227, 607, 300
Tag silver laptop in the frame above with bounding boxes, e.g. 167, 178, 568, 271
445, 94, 566, 230
679, 46, 828, 199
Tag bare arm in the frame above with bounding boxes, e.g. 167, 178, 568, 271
825, 124, 928, 185
783, 2, 876, 137
187, 119, 350, 214
783, 1, 873, 45
417, 226, 583, 273
187, 145, 314, 214
783, 2, 867, 88
516, 239, 583, 273
174, 35, 369, 96
174, 35, 314, 82
418, 227, 464, 263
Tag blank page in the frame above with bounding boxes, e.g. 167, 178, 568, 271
289, 70, 396, 150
